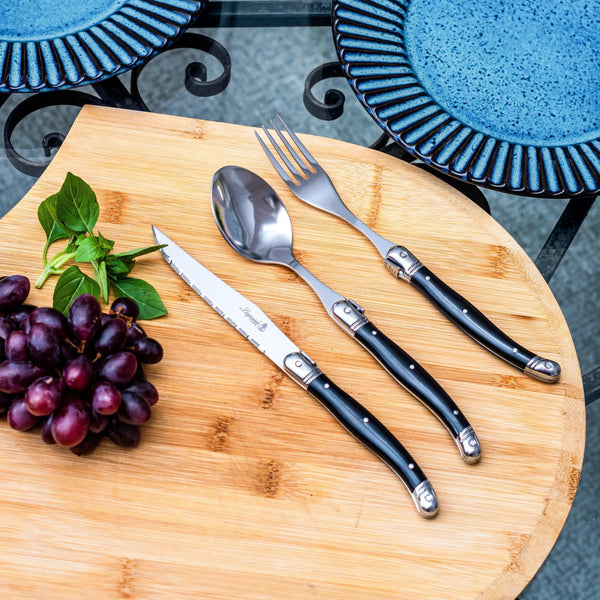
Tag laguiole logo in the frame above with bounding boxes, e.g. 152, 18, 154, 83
240, 307, 267, 332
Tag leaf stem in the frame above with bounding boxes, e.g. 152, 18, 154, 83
35, 250, 77, 288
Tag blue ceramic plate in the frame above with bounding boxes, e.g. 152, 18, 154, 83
332, 0, 600, 197
0, 0, 206, 93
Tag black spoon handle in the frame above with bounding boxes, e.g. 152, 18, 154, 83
306, 373, 438, 518
384, 246, 561, 383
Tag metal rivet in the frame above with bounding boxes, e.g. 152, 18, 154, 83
344, 306, 351, 314
363, 417, 369, 423
400, 251, 407, 258
372, 330, 377, 335
469, 439, 478, 447
324, 383, 330, 389
295, 360, 302, 367
512, 347, 518, 353
408, 463, 414, 469
462, 308, 468, 314
545, 361, 554, 369
453, 410, 459, 415
425, 494, 433, 502
409, 364, 415, 370
425, 275, 431, 281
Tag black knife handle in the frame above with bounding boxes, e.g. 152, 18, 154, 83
354, 321, 481, 464
306, 373, 438, 518
384, 246, 560, 382
408, 266, 561, 382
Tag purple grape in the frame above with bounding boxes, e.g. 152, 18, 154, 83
51, 399, 90, 447
40, 414, 56, 444
106, 417, 140, 448
5, 330, 29, 361
7, 397, 38, 431
93, 317, 127, 356
67, 294, 101, 345
0, 275, 30, 311
0, 316, 16, 341
0, 390, 13, 414
88, 411, 110, 434
123, 379, 159, 407
27, 307, 68, 339
70, 431, 103, 456
133, 337, 163, 364
0, 338, 5, 362
98, 351, 137, 386
8, 304, 36, 329
117, 391, 151, 425
100, 313, 112, 327
110, 297, 139, 321
60, 341, 79, 363
25, 376, 63, 416
126, 322, 146, 344
27, 323, 61, 369
0, 360, 46, 394
63, 356, 95, 391
91, 380, 122, 415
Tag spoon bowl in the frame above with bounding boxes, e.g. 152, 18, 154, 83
211, 165, 295, 266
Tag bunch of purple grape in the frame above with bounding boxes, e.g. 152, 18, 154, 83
0, 274, 163, 455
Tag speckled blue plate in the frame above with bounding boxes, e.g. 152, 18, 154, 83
0, 0, 206, 93
332, 0, 600, 197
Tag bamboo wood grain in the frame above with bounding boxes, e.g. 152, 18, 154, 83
0, 106, 584, 600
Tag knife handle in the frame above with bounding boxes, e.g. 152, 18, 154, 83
384, 246, 561, 383
354, 321, 481, 464
306, 373, 438, 518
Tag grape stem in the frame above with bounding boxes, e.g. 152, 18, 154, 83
35, 250, 77, 289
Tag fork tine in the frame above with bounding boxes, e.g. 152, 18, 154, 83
269, 116, 313, 175
275, 114, 319, 169
259, 124, 304, 182
255, 130, 297, 187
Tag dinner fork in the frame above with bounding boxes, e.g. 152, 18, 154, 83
255, 116, 561, 383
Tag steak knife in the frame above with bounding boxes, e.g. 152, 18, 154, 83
152, 226, 439, 518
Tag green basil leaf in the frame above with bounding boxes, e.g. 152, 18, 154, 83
105, 256, 134, 279
97, 232, 115, 254
75, 237, 103, 262
55, 172, 99, 234
95, 260, 109, 303
53, 265, 100, 315
111, 277, 167, 320
38, 193, 69, 244
111, 244, 166, 261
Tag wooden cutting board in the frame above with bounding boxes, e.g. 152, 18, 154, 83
0, 106, 584, 600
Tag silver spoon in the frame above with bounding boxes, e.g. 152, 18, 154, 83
211, 165, 481, 463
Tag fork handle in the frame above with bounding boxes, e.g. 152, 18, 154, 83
385, 246, 560, 382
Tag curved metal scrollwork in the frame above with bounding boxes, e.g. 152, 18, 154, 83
303, 61, 346, 121
130, 33, 231, 109
3, 91, 104, 177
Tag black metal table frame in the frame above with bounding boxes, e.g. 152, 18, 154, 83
0, 0, 597, 410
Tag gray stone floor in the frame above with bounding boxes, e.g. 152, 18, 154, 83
1, 22, 599, 600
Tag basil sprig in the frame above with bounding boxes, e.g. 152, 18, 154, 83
36, 172, 167, 320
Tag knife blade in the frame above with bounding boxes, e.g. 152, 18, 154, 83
152, 226, 439, 518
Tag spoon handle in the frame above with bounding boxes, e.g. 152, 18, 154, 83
306, 373, 438, 518
384, 247, 561, 383
354, 320, 481, 464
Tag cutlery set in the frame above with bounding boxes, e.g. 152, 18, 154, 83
154, 116, 561, 518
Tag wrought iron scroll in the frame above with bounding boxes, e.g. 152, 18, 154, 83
303, 61, 346, 121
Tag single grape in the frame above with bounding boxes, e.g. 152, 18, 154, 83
25, 376, 63, 416
106, 417, 140, 448
133, 337, 163, 364
91, 380, 122, 415
5, 330, 29, 361
51, 400, 90, 447
67, 294, 101, 345
100, 313, 112, 327
27, 323, 61, 369
27, 307, 68, 339
8, 304, 36, 329
117, 391, 151, 425
63, 356, 95, 391
125, 322, 146, 344
0, 316, 16, 341
110, 297, 139, 321
0, 275, 30, 311
60, 341, 78, 363
70, 431, 103, 456
0, 390, 13, 414
7, 397, 39, 431
98, 351, 137, 386
135, 361, 145, 381
0, 360, 46, 394
88, 410, 110, 434
123, 379, 159, 406
93, 317, 127, 356
40, 414, 56, 444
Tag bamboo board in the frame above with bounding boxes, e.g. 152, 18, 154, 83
0, 106, 585, 600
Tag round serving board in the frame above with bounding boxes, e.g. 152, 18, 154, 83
0, 106, 584, 599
